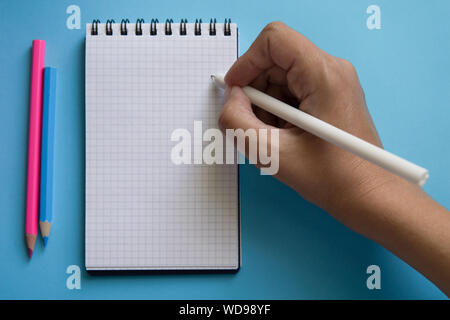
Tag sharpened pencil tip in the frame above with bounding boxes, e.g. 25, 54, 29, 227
28, 249, 33, 259
43, 237, 48, 247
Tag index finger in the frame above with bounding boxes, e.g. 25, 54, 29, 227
225, 21, 324, 89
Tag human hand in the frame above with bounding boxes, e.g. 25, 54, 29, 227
219, 22, 450, 295
220, 21, 395, 218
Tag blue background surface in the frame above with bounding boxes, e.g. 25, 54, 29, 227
0, 0, 449, 299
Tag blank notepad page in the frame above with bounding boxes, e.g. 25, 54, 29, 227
85, 22, 240, 271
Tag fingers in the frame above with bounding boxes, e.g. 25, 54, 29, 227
250, 66, 288, 91
219, 86, 274, 132
224, 21, 325, 99
249, 67, 300, 128
252, 105, 280, 127
219, 86, 281, 169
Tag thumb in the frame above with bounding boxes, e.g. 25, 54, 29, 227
218, 86, 280, 174
218, 86, 272, 131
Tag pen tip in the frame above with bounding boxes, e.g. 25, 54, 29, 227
28, 248, 33, 259
210, 75, 215, 81
43, 237, 48, 247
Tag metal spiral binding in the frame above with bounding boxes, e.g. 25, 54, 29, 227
120, 19, 129, 35
180, 19, 187, 36
90, 18, 232, 36
106, 19, 115, 35
224, 18, 231, 36
195, 19, 202, 36
165, 19, 173, 35
150, 19, 158, 35
91, 19, 100, 35
135, 19, 144, 35
209, 18, 216, 36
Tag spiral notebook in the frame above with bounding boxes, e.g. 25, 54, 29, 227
85, 19, 240, 271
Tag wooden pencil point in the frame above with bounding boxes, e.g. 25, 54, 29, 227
26, 234, 36, 258
39, 221, 52, 238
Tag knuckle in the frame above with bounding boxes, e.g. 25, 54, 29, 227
263, 21, 286, 34
321, 57, 358, 89
340, 58, 356, 73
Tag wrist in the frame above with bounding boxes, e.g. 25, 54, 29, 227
326, 159, 407, 228
328, 160, 436, 249
330, 167, 450, 295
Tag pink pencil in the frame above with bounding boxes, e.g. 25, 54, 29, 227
26, 40, 45, 258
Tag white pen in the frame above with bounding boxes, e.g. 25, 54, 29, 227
212, 74, 429, 186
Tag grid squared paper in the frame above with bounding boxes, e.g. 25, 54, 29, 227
85, 22, 239, 270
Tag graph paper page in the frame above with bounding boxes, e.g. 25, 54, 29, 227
85, 23, 239, 270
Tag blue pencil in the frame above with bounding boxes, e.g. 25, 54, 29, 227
39, 67, 57, 247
